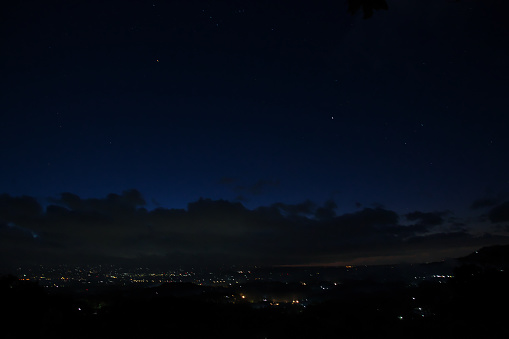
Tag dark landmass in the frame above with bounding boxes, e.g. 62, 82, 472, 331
458, 244, 509, 267
2, 245, 509, 338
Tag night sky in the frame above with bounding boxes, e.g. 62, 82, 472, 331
1, 0, 509, 269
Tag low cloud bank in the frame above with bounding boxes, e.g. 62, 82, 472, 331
1, 190, 508, 268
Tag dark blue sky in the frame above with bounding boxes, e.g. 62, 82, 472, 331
1, 0, 509, 268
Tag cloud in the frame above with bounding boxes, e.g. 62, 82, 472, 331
489, 202, 509, 223
1, 190, 508, 268
315, 199, 338, 220
0, 222, 39, 241
347, 0, 389, 19
0, 194, 43, 225
51, 189, 146, 213
272, 200, 316, 217
470, 197, 502, 210
264, 200, 338, 220
406, 210, 450, 227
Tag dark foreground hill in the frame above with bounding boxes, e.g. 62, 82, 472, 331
458, 244, 509, 267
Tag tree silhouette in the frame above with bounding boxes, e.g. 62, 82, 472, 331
347, 0, 389, 19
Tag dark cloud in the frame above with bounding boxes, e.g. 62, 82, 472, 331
406, 211, 450, 227
315, 199, 338, 220
272, 200, 316, 217
266, 200, 338, 221
470, 197, 501, 210
1, 191, 508, 268
323, 207, 399, 240
0, 222, 38, 241
52, 189, 145, 212
0, 194, 42, 223
406, 231, 471, 245
348, 0, 389, 19
489, 202, 509, 223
